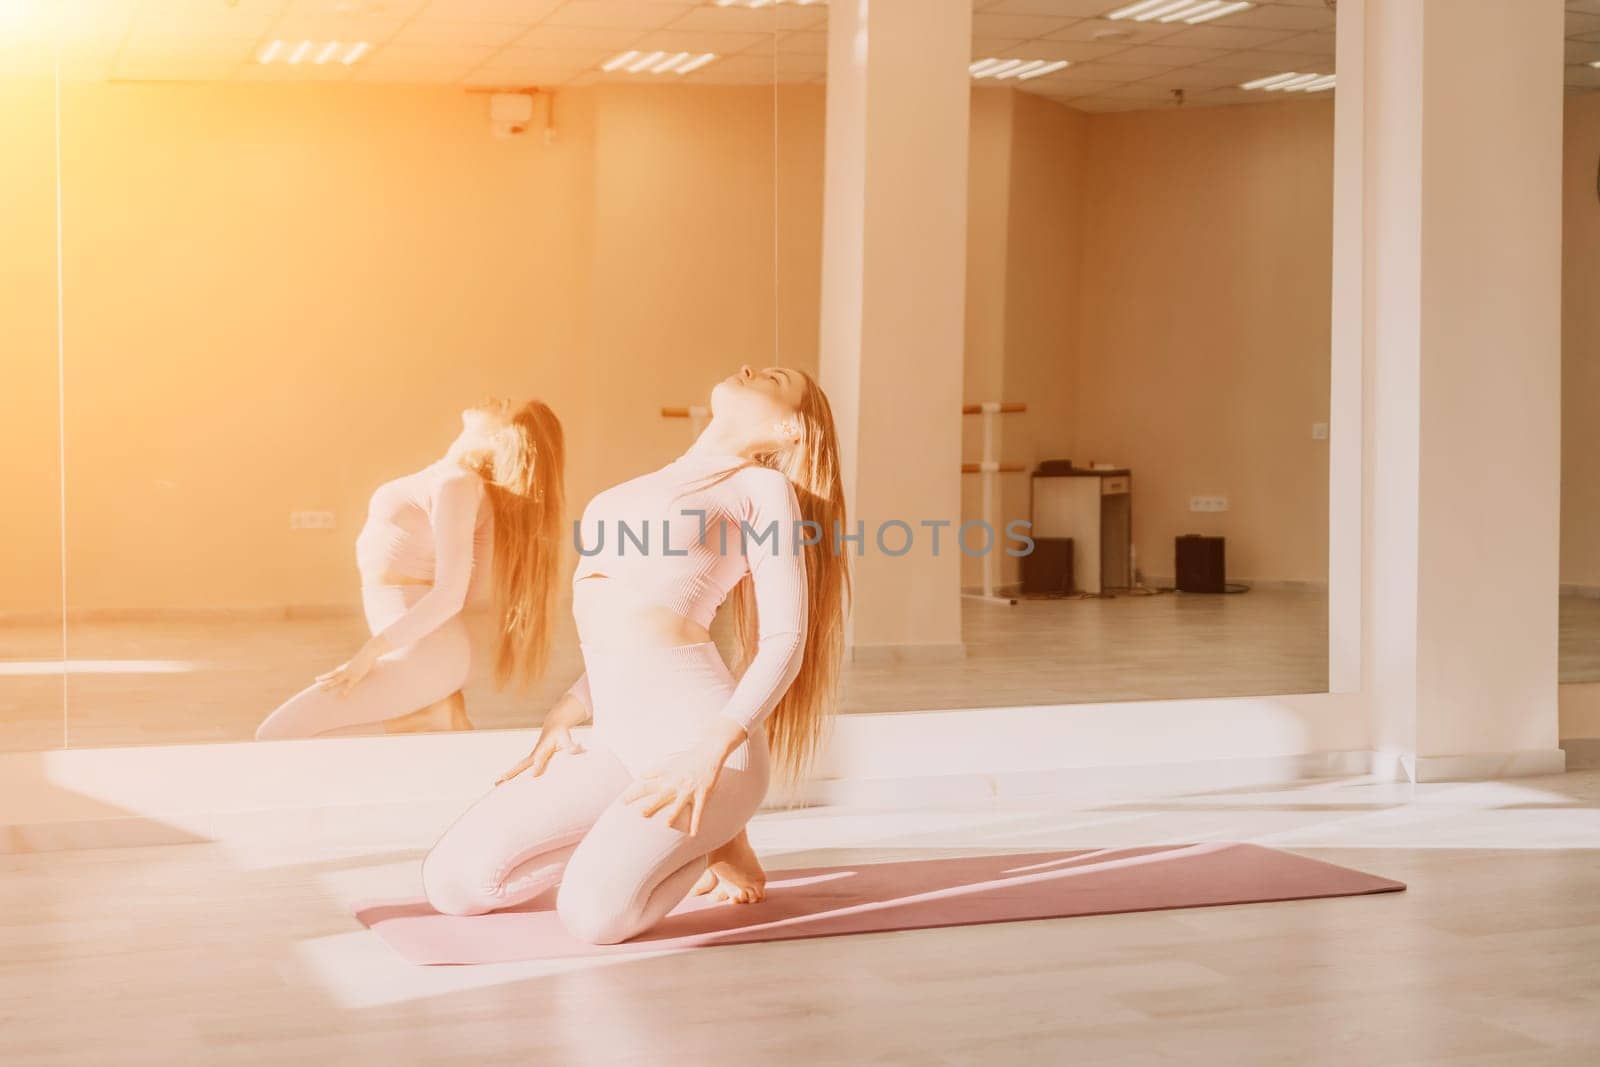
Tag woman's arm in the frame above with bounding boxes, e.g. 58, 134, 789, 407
375, 473, 484, 650
714, 468, 808, 738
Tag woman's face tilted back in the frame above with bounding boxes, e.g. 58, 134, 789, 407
710, 365, 808, 453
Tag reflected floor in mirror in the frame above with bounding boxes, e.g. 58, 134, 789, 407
3, 591, 1598, 750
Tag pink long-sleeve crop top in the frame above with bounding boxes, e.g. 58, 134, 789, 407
354, 461, 492, 649
567, 452, 809, 734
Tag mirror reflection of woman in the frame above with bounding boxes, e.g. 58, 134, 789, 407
255, 399, 565, 740
422, 365, 850, 945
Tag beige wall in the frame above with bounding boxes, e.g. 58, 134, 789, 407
1075, 99, 1336, 587
0, 81, 810, 616
1, 76, 63, 621
8, 77, 1591, 616
1563, 92, 1600, 592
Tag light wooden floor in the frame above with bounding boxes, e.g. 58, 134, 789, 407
2, 592, 1596, 751
3, 770, 1597, 1065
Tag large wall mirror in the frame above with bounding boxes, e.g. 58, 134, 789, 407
38, 0, 789, 746
1, 18, 64, 753
1562, 3, 1600, 686
836, 0, 1340, 713
3, 0, 1368, 750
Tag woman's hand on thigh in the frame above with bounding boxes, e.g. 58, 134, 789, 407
623, 718, 748, 836
497, 722, 584, 785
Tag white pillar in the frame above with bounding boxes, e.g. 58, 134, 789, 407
817, 0, 972, 659
1364, 0, 1566, 779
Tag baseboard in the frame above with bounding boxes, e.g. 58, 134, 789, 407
848, 642, 967, 665
1395, 748, 1567, 783
1143, 575, 1329, 594
0, 603, 361, 625
1559, 584, 1600, 599
2, 747, 1379, 855
1560, 738, 1600, 770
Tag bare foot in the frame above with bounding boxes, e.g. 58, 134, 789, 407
691, 828, 767, 904
383, 691, 474, 734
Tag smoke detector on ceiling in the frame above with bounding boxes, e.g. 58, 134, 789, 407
1091, 26, 1138, 41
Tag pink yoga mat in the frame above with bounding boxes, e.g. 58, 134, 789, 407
358, 843, 1404, 965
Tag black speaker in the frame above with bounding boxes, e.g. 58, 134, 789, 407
1022, 536, 1074, 595
1175, 535, 1226, 594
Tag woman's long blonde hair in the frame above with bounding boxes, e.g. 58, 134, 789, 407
473, 400, 566, 690
729, 369, 851, 784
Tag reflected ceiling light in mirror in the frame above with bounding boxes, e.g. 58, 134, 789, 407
970, 58, 1070, 81
257, 39, 370, 66
1108, 0, 1252, 25
1241, 71, 1335, 93
602, 50, 718, 75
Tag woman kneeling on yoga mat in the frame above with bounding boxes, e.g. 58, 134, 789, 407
422, 365, 850, 945
256, 399, 566, 739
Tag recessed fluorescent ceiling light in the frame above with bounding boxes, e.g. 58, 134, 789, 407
1241, 71, 1335, 92
970, 58, 1070, 81
1108, 0, 1252, 25
601, 50, 718, 75
257, 39, 369, 65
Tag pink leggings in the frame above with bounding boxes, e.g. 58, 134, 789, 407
255, 585, 469, 740
421, 642, 770, 945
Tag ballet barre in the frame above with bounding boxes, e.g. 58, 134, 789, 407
661, 404, 711, 437
961, 401, 1028, 606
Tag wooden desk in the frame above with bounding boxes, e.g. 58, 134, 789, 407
1030, 469, 1133, 594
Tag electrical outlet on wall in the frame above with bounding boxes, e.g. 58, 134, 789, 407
1312, 422, 1330, 440
1189, 496, 1229, 513
290, 511, 335, 530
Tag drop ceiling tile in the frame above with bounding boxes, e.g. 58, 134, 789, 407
1136, 65, 1258, 90
775, 52, 824, 75
516, 24, 646, 49
1221, 3, 1334, 32
1106, 43, 1228, 65
417, 0, 561, 19
979, 1, 1101, 14
1045, 17, 1185, 45
1568, 11, 1600, 35
1058, 59, 1178, 80
265, 15, 407, 42
1199, 49, 1331, 72
1157, 23, 1300, 49
972, 38, 1029, 59
1569, 0, 1600, 16
669, 6, 826, 32
1098, 79, 1194, 99
1024, 78, 1123, 98
776, 30, 828, 55
972, 13, 1080, 39
128, 0, 287, 38
972, 37, 1024, 59
1001, 39, 1129, 61
281, 1, 428, 17
545, 2, 695, 30
390, 21, 529, 46
1271, 29, 1334, 58
628, 29, 773, 54
363, 42, 497, 66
